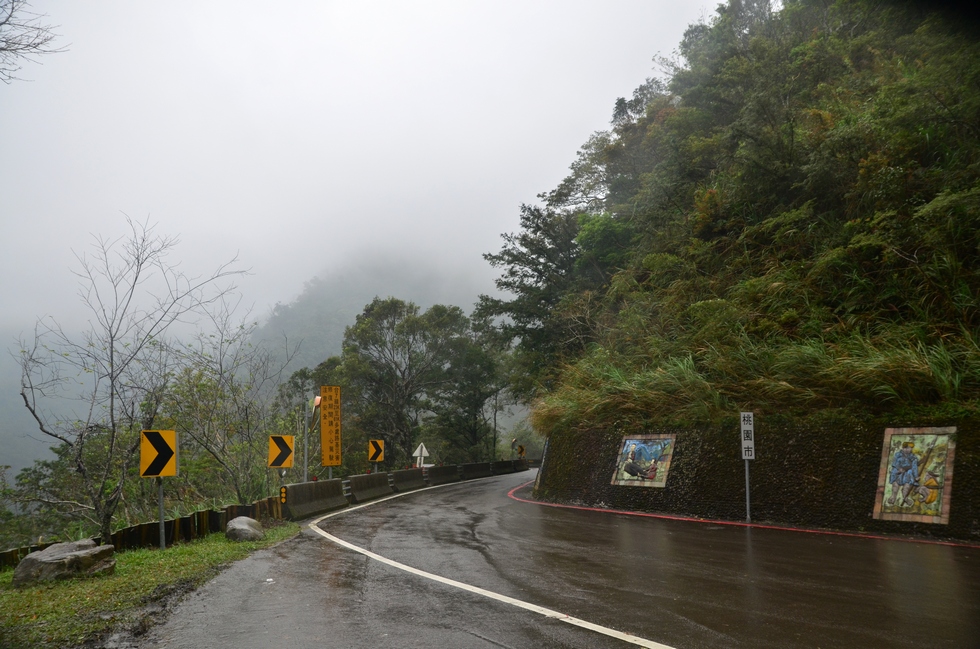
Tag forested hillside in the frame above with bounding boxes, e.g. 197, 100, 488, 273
253, 257, 493, 371
481, 0, 980, 434
5, 0, 979, 551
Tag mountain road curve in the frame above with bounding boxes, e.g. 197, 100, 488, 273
131, 469, 980, 649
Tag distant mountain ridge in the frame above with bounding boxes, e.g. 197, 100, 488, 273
252, 257, 496, 372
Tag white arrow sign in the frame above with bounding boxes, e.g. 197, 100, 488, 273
413, 442, 430, 467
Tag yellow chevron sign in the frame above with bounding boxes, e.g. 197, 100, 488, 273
140, 430, 178, 478
368, 439, 384, 463
268, 435, 295, 468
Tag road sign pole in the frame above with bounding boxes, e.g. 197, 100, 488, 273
744, 459, 751, 524
303, 401, 309, 483
740, 412, 755, 524
157, 477, 165, 550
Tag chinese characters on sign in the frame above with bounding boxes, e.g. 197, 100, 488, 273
320, 385, 342, 467
741, 412, 755, 460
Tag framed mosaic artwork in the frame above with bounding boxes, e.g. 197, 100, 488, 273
611, 433, 676, 487
873, 427, 956, 524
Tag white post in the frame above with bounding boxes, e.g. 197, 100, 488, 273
744, 459, 751, 523
303, 400, 309, 483
740, 412, 755, 524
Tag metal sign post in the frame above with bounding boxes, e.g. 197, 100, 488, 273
303, 400, 308, 483
741, 412, 755, 523
140, 430, 178, 550
157, 477, 165, 550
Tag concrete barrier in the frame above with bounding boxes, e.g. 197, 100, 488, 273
349, 472, 394, 503
391, 468, 427, 492
516, 458, 530, 471
426, 465, 460, 485
491, 460, 516, 474
460, 462, 492, 480
284, 479, 349, 520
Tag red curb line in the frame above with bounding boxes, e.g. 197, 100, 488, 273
507, 480, 980, 551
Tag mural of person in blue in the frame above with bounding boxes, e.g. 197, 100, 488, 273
619, 440, 670, 481
611, 434, 676, 487
621, 443, 652, 480
886, 441, 920, 507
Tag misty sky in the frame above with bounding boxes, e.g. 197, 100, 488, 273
1, 1, 709, 470
2, 0, 709, 328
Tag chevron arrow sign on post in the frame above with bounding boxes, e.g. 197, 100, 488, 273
368, 439, 384, 463
140, 430, 178, 478
268, 435, 295, 468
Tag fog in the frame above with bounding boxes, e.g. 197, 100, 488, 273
0, 0, 708, 472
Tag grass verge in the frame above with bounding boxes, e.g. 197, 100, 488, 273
0, 521, 301, 649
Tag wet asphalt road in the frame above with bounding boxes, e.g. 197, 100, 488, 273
136, 469, 980, 649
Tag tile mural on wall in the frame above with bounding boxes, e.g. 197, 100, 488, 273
873, 427, 956, 524
611, 434, 676, 487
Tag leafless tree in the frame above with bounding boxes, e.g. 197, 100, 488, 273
19, 219, 243, 544
1, 0, 62, 83
164, 297, 298, 505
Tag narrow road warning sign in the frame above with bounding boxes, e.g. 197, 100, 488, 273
368, 439, 384, 463
269, 435, 295, 468
140, 430, 177, 478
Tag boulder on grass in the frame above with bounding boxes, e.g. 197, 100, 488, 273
225, 516, 265, 542
12, 539, 115, 588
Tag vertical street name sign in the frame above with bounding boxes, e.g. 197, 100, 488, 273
320, 385, 342, 467
740, 411, 754, 524
740, 412, 756, 460
140, 430, 178, 478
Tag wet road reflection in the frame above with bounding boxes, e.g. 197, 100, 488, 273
325, 475, 980, 648
138, 471, 980, 649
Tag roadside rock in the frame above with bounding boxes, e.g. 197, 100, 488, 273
12, 538, 116, 587
225, 516, 264, 542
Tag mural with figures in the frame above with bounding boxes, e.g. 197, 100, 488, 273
873, 427, 956, 524
611, 434, 675, 487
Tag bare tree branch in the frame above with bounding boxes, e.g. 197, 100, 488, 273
0, 0, 63, 83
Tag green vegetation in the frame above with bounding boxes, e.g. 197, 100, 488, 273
3, 239, 529, 553
479, 0, 980, 436
280, 297, 516, 470
0, 522, 299, 649
9, 0, 974, 554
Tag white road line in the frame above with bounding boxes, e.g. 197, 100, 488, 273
308, 483, 677, 649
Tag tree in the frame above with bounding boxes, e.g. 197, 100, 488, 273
427, 333, 502, 463
162, 300, 296, 505
1, 0, 60, 83
476, 204, 582, 400
340, 298, 470, 466
19, 219, 241, 544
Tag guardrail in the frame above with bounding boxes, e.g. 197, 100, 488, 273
0, 460, 531, 568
